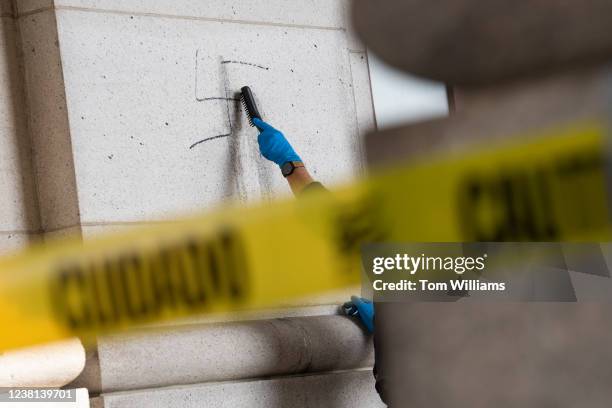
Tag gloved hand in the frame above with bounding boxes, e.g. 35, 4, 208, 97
253, 118, 301, 167
343, 296, 374, 333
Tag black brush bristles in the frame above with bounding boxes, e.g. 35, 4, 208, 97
240, 86, 262, 127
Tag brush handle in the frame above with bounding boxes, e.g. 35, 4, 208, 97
241, 86, 262, 126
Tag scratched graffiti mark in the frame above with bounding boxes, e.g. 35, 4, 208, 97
195, 51, 269, 102
202, 97, 240, 101
189, 133, 232, 149
221, 60, 270, 71
191, 51, 269, 149
194, 49, 205, 102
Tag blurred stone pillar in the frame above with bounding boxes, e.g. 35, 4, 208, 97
353, 0, 612, 406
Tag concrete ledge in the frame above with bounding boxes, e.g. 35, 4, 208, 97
0, 339, 85, 387
92, 369, 384, 408
77, 315, 373, 393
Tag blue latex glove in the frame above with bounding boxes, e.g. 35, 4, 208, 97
253, 118, 301, 167
343, 296, 374, 333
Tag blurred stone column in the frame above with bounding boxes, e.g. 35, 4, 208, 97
353, 0, 612, 406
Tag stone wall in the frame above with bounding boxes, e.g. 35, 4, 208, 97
0, 1, 380, 405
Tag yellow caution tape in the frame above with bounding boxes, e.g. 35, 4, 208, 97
0, 122, 610, 351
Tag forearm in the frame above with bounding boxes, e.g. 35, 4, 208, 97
252, 118, 324, 196
286, 166, 315, 195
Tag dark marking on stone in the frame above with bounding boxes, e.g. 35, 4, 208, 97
189, 133, 231, 149
201, 97, 240, 102
221, 60, 269, 70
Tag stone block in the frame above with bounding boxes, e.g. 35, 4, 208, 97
0, 338, 85, 387
86, 315, 372, 392
17, 10, 80, 231
51, 7, 360, 223
0, 15, 39, 233
0, 232, 31, 255
68, 305, 354, 393
11, 0, 372, 231
16, 0, 53, 15
95, 370, 384, 408
19, 0, 347, 29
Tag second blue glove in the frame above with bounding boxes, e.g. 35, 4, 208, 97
343, 296, 374, 333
